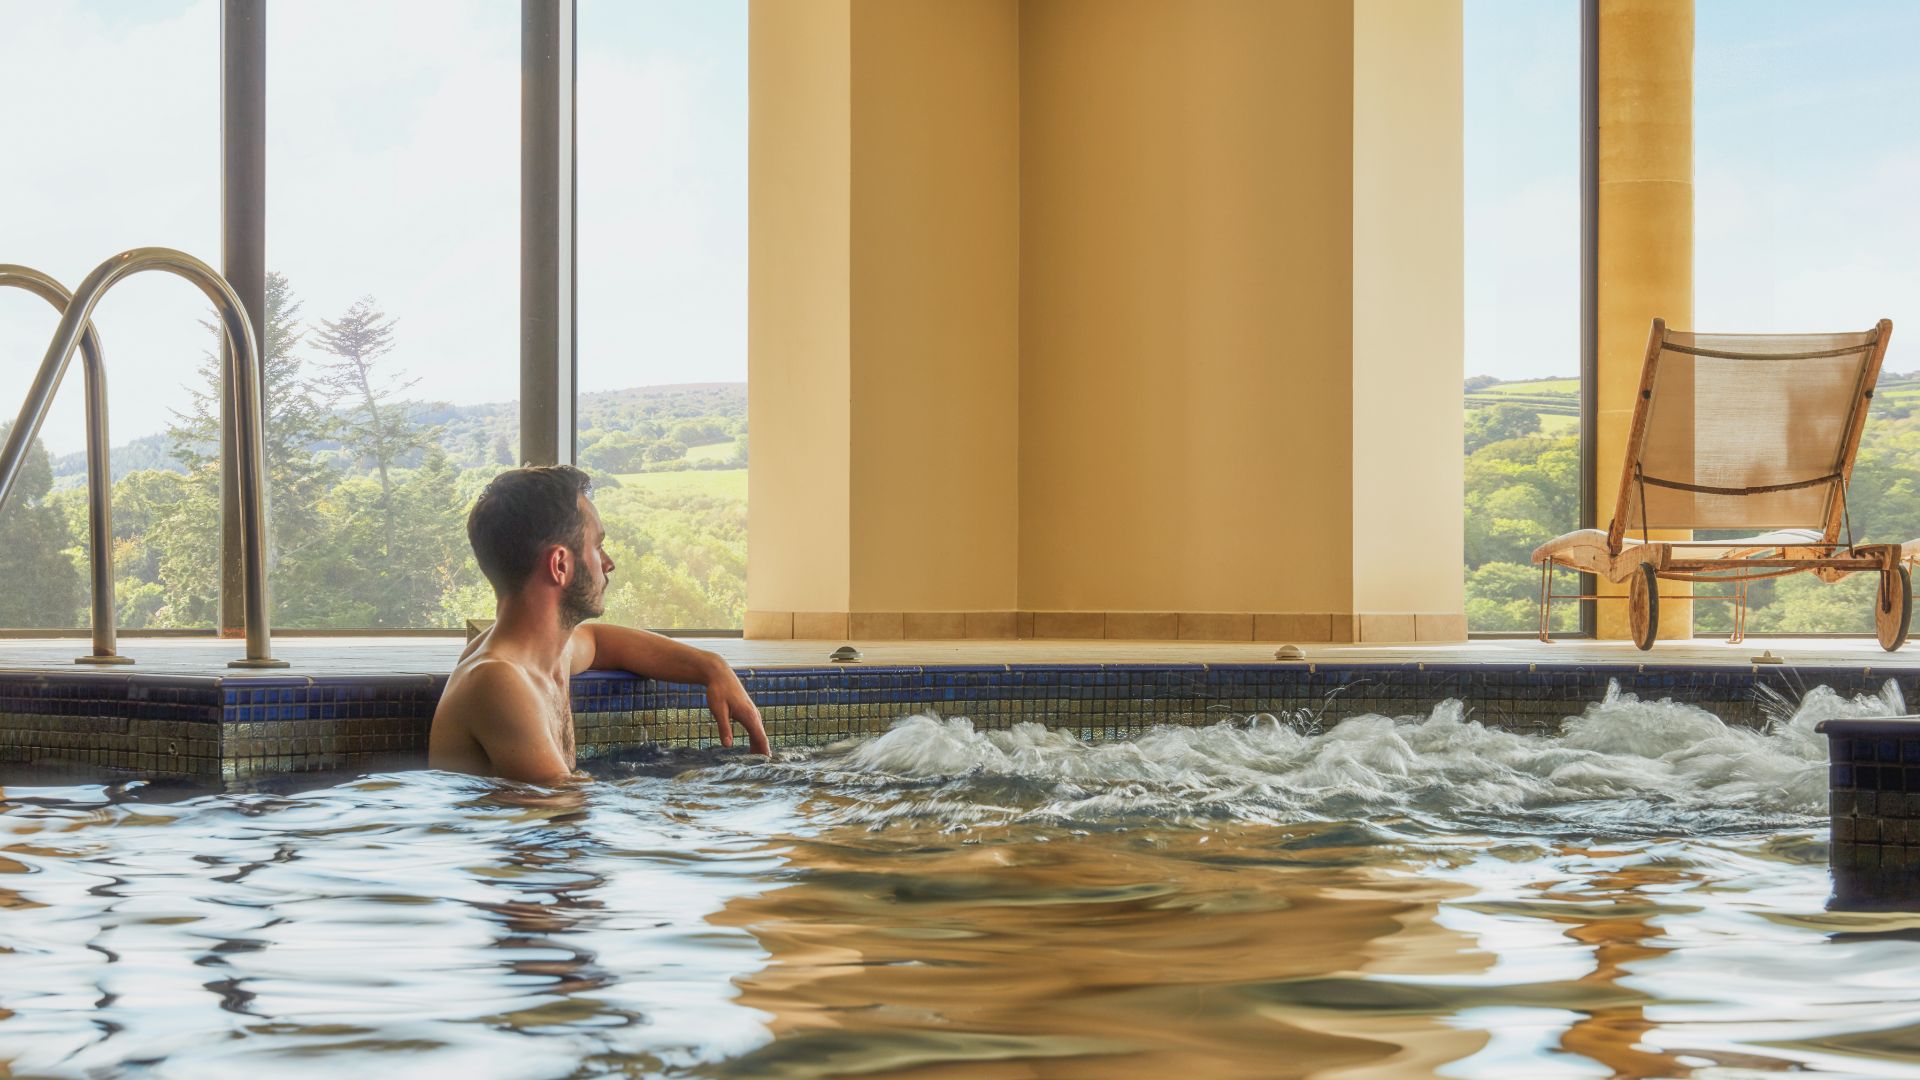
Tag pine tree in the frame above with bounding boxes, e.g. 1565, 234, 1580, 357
311, 297, 436, 560
170, 273, 336, 544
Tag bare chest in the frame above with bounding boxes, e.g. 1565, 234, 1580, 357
541, 681, 576, 762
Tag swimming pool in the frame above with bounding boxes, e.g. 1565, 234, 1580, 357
4, 684, 1918, 1077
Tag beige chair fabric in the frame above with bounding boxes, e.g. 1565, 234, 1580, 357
1624, 328, 1881, 537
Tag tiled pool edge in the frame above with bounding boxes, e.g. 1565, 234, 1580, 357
1818, 716, 1920, 910
3, 661, 1918, 785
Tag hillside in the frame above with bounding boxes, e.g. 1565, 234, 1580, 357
52, 381, 748, 483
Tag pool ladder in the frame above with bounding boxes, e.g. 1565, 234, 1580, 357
0, 249, 284, 668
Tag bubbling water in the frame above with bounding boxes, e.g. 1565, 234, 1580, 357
710, 680, 1905, 834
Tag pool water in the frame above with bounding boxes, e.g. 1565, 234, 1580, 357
6, 683, 1920, 1078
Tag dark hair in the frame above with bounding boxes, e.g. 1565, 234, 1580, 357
467, 465, 594, 593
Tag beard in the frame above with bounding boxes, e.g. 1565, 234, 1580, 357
559, 560, 606, 630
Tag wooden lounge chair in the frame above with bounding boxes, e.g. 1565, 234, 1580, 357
1531, 318, 1909, 650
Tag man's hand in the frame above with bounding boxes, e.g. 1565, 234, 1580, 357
707, 664, 770, 755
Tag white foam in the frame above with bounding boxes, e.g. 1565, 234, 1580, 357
742, 680, 1904, 831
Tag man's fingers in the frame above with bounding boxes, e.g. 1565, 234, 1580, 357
713, 698, 734, 747
741, 702, 770, 755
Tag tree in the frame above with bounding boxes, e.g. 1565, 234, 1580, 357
0, 424, 82, 627
166, 271, 337, 625
312, 296, 435, 560
1464, 404, 1542, 453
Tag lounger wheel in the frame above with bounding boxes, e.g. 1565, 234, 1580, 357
1629, 564, 1658, 651
1877, 564, 1912, 652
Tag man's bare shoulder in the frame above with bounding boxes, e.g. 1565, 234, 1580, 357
429, 652, 554, 773
440, 653, 543, 719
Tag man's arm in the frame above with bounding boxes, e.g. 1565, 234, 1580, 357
455, 661, 576, 784
571, 624, 770, 754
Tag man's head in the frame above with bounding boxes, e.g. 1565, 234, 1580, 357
467, 465, 614, 627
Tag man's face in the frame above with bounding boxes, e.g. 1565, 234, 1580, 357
560, 495, 615, 627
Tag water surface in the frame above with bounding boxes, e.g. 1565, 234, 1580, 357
5, 683, 1919, 1077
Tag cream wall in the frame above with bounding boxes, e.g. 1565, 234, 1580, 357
746, 0, 1020, 637
747, 0, 852, 620
848, 0, 1021, 615
1351, 0, 1466, 640
748, 0, 1467, 642
1018, 0, 1358, 617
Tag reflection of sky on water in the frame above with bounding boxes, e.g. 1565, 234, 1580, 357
0, 774, 786, 1076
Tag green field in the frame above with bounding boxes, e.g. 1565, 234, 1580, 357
1476, 377, 1578, 396
610, 468, 747, 500
684, 438, 742, 463
1877, 375, 1920, 406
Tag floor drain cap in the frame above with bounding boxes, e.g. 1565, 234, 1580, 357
830, 645, 862, 663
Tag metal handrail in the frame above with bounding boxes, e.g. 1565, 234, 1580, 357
0, 248, 285, 668
0, 265, 121, 664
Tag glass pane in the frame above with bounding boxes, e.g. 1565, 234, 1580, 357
1462, 0, 1582, 634
265, 0, 519, 628
0, 0, 219, 629
578, 0, 749, 630
1695, 0, 1920, 636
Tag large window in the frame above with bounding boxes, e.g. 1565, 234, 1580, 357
259, 0, 519, 629
1695, 0, 1920, 635
1461, 0, 1583, 633
578, 0, 748, 630
0, 0, 220, 630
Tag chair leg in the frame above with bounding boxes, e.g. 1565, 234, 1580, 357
1731, 580, 1748, 645
1537, 561, 1554, 643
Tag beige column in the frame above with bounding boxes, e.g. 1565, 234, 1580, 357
750, 0, 1466, 643
747, 0, 1021, 641
746, 0, 853, 639
1595, 0, 1693, 640
1352, 0, 1466, 643
1017, 0, 1356, 636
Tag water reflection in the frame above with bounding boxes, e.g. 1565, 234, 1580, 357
713, 824, 1491, 1078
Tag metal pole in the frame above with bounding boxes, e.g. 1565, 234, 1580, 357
222, 0, 266, 638
1578, 0, 1599, 639
521, 0, 577, 466
31, 249, 284, 668
0, 267, 125, 664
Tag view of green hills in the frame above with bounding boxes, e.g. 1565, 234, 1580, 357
1466, 370, 1920, 634
0, 273, 750, 632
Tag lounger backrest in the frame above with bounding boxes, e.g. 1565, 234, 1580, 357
1610, 318, 1891, 547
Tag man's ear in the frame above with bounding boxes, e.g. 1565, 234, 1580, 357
546, 544, 571, 586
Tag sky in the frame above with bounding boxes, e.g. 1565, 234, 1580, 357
0, 0, 745, 455
3, 1, 1918, 453
1465, 0, 1920, 382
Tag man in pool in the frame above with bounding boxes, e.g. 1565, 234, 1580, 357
429, 465, 769, 783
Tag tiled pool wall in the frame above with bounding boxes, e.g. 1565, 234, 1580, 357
1, 662, 1916, 785
1818, 717, 1920, 909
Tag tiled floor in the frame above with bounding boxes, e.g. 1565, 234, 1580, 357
0, 633, 1916, 678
